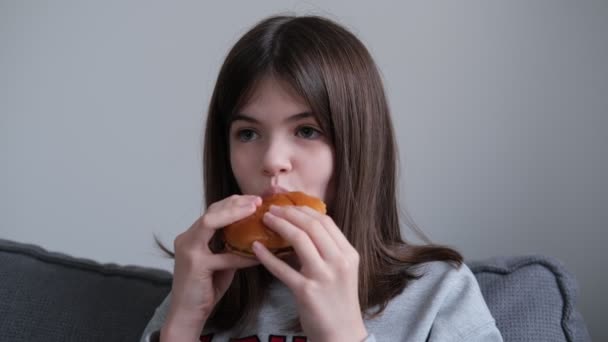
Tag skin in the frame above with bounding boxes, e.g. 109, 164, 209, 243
161, 76, 367, 342
229, 76, 335, 204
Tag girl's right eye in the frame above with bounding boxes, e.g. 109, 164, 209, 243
236, 129, 258, 142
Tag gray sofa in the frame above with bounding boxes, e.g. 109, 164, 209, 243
0, 238, 591, 342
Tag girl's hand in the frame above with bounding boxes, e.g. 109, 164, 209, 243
252, 205, 368, 342
162, 195, 261, 340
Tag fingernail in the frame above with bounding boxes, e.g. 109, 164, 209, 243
252, 241, 263, 251
269, 205, 281, 213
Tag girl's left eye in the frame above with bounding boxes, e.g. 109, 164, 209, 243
296, 126, 322, 139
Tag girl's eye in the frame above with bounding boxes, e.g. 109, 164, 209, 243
296, 126, 322, 139
236, 129, 258, 142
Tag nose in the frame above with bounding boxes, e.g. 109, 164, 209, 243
261, 138, 292, 176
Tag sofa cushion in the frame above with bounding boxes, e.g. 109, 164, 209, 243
0, 239, 592, 342
0, 238, 171, 342
470, 255, 591, 342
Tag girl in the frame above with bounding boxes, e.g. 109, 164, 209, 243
141, 15, 502, 342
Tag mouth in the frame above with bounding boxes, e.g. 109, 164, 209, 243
261, 186, 289, 198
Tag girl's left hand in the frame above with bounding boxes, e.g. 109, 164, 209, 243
252, 205, 368, 342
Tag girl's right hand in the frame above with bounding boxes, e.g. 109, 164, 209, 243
161, 194, 262, 341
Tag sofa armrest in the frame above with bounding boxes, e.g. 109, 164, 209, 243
470, 255, 591, 342
0, 238, 172, 342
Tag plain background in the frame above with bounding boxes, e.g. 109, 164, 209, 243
1, 1, 606, 340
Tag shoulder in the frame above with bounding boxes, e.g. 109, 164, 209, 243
407, 260, 491, 314
372, 260, 502, 341
413, 260, 480, 293
371, 261, 481, 318
411, 261, 502, 341
390, 260, 480, 301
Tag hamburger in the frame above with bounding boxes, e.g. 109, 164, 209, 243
223, 191, 326, 258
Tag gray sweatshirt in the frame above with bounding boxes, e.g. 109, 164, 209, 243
140, 261, 502, 341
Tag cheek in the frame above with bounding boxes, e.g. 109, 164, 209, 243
319, 151, 334, 182
319, 145, 335, 176
299, 146, 334, 189
230, 146, 252, 184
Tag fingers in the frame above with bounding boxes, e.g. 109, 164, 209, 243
205, 195, 261, 229
295, 206, 352, 252
266, 206, 342, 261
262, 209, 325, 265
253, 206, 359, 293
251, 241, 303, 288
216, 194, 262, 210
173, 195, 262, 272
192, 195, 261, 243
211, 252, 260, 270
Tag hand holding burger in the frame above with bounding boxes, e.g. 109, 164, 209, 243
222, 191, 326, 257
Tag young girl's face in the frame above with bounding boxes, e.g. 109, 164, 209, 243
229, 76, 335, 206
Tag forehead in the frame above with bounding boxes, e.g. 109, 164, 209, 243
237, 76, 310, 120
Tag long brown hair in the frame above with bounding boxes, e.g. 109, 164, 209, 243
158, 15, 462, 332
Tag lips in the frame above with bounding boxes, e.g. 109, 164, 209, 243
261, 186, 289, 198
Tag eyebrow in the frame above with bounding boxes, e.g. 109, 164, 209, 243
231, 112, 314, 124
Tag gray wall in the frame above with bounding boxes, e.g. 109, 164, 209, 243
1, 1, 606, 340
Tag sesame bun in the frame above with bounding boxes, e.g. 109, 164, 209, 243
223, 191, 326, 258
